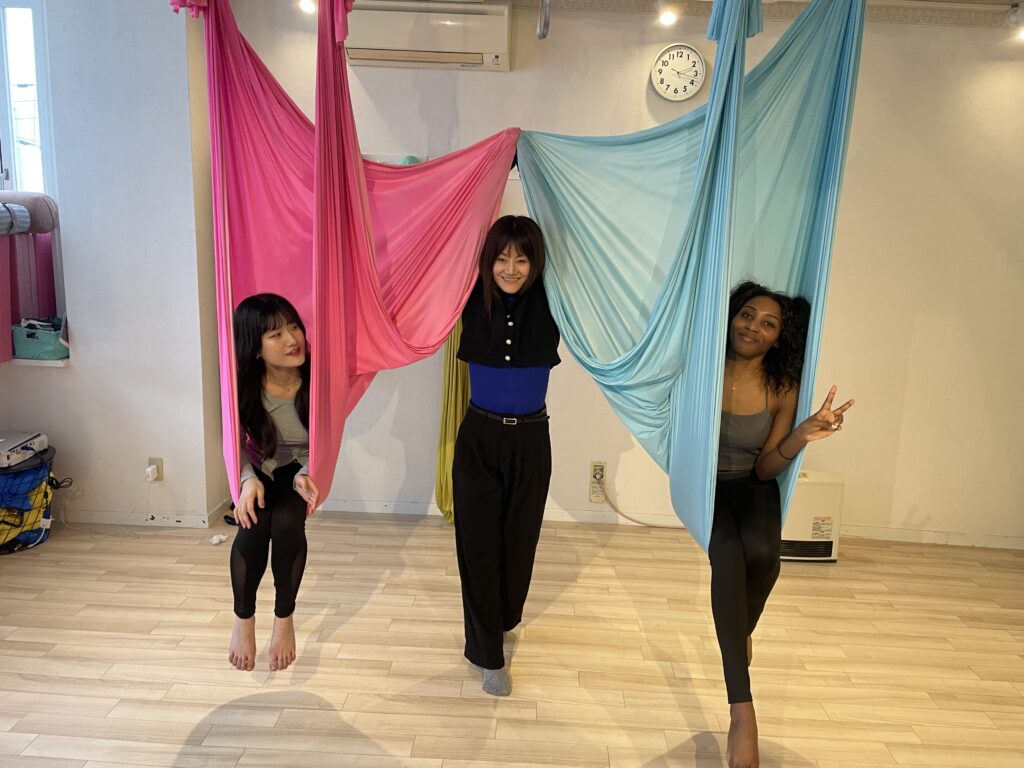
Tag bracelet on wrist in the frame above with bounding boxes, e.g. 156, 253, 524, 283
777, 440, 799, 461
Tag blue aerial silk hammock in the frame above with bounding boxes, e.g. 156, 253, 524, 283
517, 0, 866, 551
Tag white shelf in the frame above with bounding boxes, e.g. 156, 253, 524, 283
9, 357, 69, 368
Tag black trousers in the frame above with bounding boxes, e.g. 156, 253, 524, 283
708, 472, 782, 704
452, 407, 552, 670
230, 462, 308, 620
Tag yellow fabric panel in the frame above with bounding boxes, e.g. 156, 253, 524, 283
434, 320, 469, 524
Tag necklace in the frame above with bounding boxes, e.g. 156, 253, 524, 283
727, 367, 759, 392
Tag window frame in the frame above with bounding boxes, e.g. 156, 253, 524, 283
0, 0, 56, 195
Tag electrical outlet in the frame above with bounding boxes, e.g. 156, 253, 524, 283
589, 460, 606, 504
146, 457, 164, 483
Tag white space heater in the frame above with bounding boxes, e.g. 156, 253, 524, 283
781, 470, 844, 562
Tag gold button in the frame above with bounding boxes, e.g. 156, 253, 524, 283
507, 321, 514, 326
504, 355, 511, 362
505, 339, 512, 345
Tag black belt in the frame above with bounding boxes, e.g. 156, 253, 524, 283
468, 403, 548, 426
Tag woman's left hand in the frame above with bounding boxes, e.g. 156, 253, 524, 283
294, 474, 320, 517
795, 385, 854, 443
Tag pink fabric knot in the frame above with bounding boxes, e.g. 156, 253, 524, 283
169, 0, 208, 18
334, 0, 356, 42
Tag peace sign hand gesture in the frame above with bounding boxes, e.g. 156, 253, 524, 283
795, 386, 854, 443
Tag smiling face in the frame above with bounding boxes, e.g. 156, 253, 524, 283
259, 314, 306, 369
729, 295, 782, 359
492, 243, 532, 294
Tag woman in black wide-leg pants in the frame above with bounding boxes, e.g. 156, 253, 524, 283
451, 215, 560, 696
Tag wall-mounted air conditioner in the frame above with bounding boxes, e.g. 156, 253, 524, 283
347, 0, 511, 72
781, 470, 844, 562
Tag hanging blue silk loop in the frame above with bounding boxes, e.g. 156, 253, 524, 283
518, 0, 865, 550
708, 0, 763, 41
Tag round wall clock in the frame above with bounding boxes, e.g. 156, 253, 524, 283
650, 43, 706, 102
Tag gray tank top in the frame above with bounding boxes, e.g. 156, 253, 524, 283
240, 391, 310, 483
718, 407, 772, 478
260, 391, 309, 472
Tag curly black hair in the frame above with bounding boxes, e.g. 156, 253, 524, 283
727, 281, 810, 397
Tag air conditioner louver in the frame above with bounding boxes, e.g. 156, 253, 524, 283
347, 1, 511, 71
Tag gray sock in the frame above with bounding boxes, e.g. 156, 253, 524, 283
482, 666, 511, 696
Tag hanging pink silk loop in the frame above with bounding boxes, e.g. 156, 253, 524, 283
177, 0, 518, 502
334, 0, 356, 42
169, 0, 207, 19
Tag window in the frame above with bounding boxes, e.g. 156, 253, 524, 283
0, 0, 53, 194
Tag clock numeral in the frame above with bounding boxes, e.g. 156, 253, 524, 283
658, 68, 663, 75
659, 78, 665, 85
683, 86, 688, 92
673, 88, 679, 95
691, 80, 695, 86
662, 59, 669, 66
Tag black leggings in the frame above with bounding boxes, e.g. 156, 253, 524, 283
230, 462, 308, 620
452, 407, 551, 670
708, 473, 782, 704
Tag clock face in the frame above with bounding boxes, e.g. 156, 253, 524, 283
650, 44, 706, 102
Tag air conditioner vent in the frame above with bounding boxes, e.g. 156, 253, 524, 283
347, 1, 511, 71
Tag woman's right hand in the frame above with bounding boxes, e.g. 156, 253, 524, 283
236, 477, 265, 529
794, 385, 854, 443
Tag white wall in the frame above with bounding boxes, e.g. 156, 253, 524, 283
232, 3, 1024, 548
8, 2, 1017, 547
0, 1, 222, 526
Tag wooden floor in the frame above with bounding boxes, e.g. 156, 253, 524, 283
0, 512, 1022, 767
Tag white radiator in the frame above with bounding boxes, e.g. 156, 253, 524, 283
781, 470, 843, 562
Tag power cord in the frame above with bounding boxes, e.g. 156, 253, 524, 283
596, 475, 682, 530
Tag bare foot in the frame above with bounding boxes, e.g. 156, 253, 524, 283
268, 614, 296, 671
747, 634, 753, 666
727, 702, 759, 768
228, 615, 256, 671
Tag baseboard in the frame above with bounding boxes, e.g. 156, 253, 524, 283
207, 496, 232, 525
59, 497, 231, 529
841, 524, 1024, 551
319, 499, 445, 517
318, 499, 682, 528
61, 507, 212, 528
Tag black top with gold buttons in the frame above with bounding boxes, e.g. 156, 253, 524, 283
457, 277, 560, 368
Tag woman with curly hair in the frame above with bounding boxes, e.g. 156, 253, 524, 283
715, 281, 853, 768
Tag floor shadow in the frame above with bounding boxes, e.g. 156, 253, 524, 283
172, 691, 388, 767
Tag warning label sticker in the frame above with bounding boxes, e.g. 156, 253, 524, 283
811, 516, 833, 540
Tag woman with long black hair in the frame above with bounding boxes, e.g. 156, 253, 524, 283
227, 293, 319, 673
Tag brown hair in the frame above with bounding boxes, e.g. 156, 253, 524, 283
478, 215, 546, 315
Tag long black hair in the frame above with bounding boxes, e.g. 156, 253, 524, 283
233, 293, 310, 462
727, 281, 810, 397
478, 215, 546, 316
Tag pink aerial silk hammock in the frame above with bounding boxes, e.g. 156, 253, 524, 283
170, 0, 518, 501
